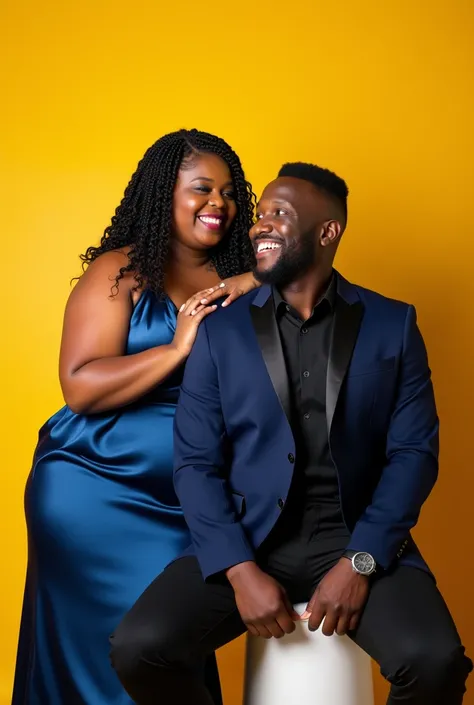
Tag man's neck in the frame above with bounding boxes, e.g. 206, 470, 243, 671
280, 266, 334, 321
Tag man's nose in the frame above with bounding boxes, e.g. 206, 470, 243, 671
254, 218, 274, 235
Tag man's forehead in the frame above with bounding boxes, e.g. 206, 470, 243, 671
258, 177, 319, 207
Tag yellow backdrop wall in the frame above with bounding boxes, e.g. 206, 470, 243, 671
2, 1, 473, 703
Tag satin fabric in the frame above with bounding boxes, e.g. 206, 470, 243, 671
12, 291, 220, 705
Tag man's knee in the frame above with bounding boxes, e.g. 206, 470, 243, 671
386, 640, 472, 695
109, 618, 177, 683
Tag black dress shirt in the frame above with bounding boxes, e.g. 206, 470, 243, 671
274, 274, 340, 504
259, 274, 350, 569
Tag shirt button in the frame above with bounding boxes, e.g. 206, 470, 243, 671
303, 370, 310, 378
301, 328, 308, 335
286, 305, 290, 312
288, 453, 295, 463
278, 498, 285, 509
304, 413, 310, 420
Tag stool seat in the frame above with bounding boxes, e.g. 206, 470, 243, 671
243, 603, 374, 705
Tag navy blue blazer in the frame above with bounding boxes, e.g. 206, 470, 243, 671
173, 273, 439, 580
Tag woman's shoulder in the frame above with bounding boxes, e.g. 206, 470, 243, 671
84, 247, 131, 274
76, 248, 139, 296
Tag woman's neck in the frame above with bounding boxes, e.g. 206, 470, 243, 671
167, 240, 212, 271
165, 243, 221, 306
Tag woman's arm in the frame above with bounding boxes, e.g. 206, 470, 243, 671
59, 252, 188, 415
59, 256, 258, 415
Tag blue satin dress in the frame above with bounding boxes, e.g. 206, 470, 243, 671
12, 291, 221, 705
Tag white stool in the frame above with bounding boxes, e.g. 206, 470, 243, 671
243, 603, 374, 705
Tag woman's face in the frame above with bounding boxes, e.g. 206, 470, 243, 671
172, 153, 238, 251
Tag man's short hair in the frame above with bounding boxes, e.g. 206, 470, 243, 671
278, 162, 348, 225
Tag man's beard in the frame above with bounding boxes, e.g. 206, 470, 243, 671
253, 231, 316, 288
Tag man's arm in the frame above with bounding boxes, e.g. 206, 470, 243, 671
347, 304, 439, 569
303, 304, 439, 636
173, 320, 254, 580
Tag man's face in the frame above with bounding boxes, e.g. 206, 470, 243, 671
249, 177, 326, 287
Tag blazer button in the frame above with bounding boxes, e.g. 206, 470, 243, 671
278, 498, 285, 509
288, 453, 295, 463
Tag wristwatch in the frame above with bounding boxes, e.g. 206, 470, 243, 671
343, 550, 376, 576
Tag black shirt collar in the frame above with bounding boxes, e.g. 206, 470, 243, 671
273, 271, 337, 320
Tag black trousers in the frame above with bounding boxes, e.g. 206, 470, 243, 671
110, 508, 472, 705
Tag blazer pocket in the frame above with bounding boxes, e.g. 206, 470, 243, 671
347, 356, 396, 378
231, 492, 246, 518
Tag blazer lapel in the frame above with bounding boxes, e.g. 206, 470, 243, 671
250, 290, 291, 423
326, 291, 364, 435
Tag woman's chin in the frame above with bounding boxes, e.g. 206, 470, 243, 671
193, 230, 226, 249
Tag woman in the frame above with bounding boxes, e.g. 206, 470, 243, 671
12, 129, 258, 705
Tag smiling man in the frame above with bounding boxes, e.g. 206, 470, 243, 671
111, 163, 472, 705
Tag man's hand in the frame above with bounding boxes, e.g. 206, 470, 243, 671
227, 562, 299, 639
301, 558, 370, 636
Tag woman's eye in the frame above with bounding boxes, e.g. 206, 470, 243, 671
275, 208, 287, 216
223, 191, 235, 200
194, 186, 211, 193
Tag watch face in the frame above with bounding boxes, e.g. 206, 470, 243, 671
353, 552, 375, 575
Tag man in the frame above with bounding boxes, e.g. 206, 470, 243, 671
110, 163, 472, 704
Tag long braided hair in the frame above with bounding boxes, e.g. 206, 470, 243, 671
79, 129, 256, 297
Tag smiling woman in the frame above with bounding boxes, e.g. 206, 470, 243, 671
11, 129, 258, 705
168, 153, 240, 291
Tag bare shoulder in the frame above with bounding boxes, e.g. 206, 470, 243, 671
73, 248, 138, 299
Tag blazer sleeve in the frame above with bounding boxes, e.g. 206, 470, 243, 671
173, 320, 255, 580
347, 305, 439, 569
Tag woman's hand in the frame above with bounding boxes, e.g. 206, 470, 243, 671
221, 271, 260, 307
171, 291, 219, 357
172, 271, 261, 357
199, 272, 260, 308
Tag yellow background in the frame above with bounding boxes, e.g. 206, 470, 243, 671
2, 0, 473, 703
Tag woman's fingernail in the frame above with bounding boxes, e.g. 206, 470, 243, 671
201, 298, 208, 304
221, 301, 228, 307
191, 309, 196, 315
220, 282, 226, 288
179, 304, 185, 312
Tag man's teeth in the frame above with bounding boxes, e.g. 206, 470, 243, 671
199, 216, 222, 225
257, 241, 282, 253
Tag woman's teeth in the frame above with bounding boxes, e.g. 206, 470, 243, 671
199, 216, 222, 226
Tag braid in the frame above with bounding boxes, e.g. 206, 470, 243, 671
80, 129, 256, 297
